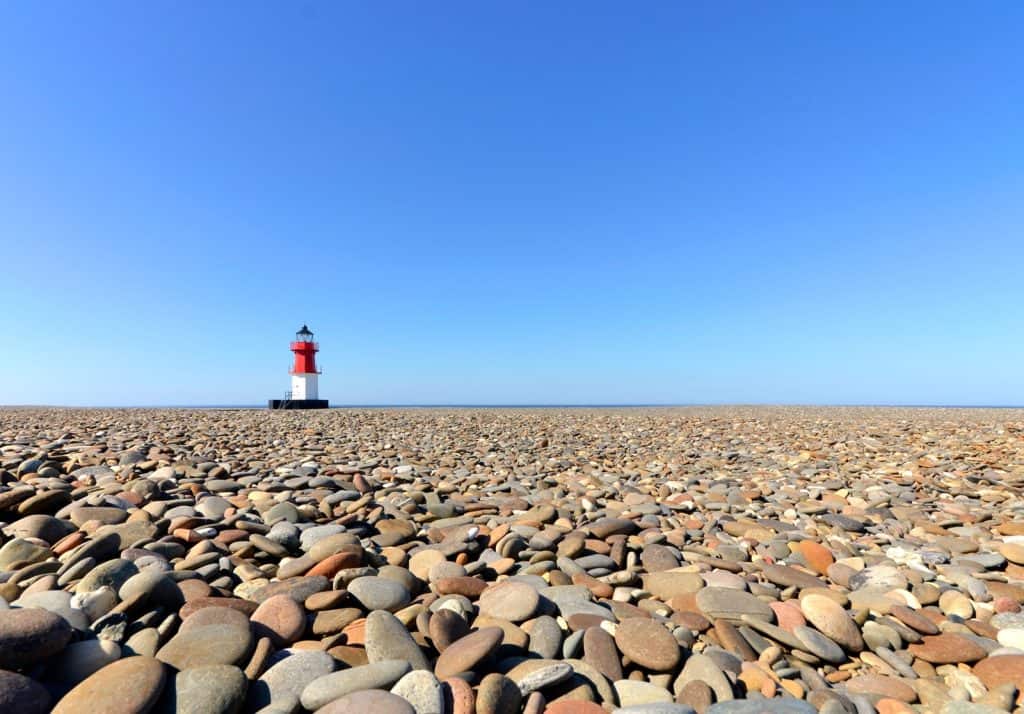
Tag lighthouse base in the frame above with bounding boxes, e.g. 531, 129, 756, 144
268, 399, 329, 410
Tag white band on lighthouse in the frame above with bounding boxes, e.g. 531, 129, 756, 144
291, 373, 318, 400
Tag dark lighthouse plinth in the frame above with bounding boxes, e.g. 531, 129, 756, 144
269, 325, 329, 409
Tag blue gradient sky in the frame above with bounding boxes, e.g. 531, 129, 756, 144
1, 3, 1022, 406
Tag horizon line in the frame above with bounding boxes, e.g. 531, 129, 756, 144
2, 403, 1024, 410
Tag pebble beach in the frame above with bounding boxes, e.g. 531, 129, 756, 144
1, 406, 1023, 714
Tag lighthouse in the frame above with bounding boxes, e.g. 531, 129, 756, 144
268, 325, 329, 409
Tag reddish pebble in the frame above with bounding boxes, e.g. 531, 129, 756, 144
668, 593, 700, 614
179, 597, 257, 619
796, 540, 835, 575
172, 528, 202, 543
770, 601, 806, 633
571, 572, 613, 599
52, 531, 86, 555
672, 610, 711, 632
876, 699, 916, 714
973, 654, 1024, 690
251, 594, 306, 647
306, 590, 348, 611
995, 597, 1021, 614
342, 618, 366, 645
178, 579, 213, 602
566, 614, 609, 632
306, 551, 361, 578
543, 702, 605, 714
444, 677, 475, 714
213, 529, 249, 545
908, 633, 987, 664
433, 576, 488, 597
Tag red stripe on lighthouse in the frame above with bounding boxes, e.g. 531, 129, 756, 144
290, 341, 319, 374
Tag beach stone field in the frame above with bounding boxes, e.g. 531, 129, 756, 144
1, 407, 1023, 714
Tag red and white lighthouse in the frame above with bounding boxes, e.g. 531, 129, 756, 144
269, 325, 329, 409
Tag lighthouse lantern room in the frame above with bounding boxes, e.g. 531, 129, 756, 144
268, 325, 330, 409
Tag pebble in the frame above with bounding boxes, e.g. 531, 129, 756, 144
676, 680, 714, 713
478, 581, 540, 622
0, 670, 51, 714
446, 676, 475, 714
674, 652, 733, 702
52, 656, 166, 714
157, 664, 248, 714
614, 618, 681, 671
615, 706, 697, 714
316, 689, 416, 714
250, 593, 306, 646
348, 576, 412, 612
156, 623, 253, 670
614, 679, 675, 707
644, 572, 704, 600
845, 673, 917, 702
908, 633, 988, 664
583, 625, 623, 681
706, 702, 816, 714
544, 704, 605, 714
0, 607, 74, 668
47, 639, 121, 686
972, 654, 1024, 689
248, 648, 335, 710
365, 609, 431, 670
795, 540, 834, 575
390, 669, 444, 714
793, 625, 846, 663
435, 626, 503, 679
527, 614, 562, 659
800, 594, 865, 652
301, 659, 411, 710
696, 587, 774, 622
514, 661, 572, 695
1, 407, 1023, 713
477, 672, 522, 714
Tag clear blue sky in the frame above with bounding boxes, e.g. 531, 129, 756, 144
1, 3, 1022, 406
